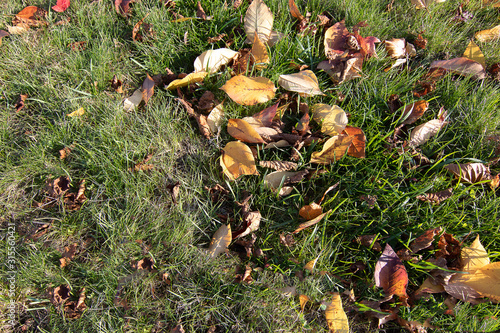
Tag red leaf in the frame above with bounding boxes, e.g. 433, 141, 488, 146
52, 0, 70, 12
374, 244, 409, 303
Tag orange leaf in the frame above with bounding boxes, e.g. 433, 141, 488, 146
221, 76, 276, 105
227, 119, 265, 143
221, 141, 258, 180
374, 244, 409, 302
207, 224, 232, 258
142, 73, 155, 105
343, 126, 366, 158
293, 210, 331, 234
401, 100, 429, 125
288, 0, 304, 20
299, 202, 322, 220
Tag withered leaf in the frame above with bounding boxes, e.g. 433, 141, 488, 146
111, 75, 123, 93
401, 100, 429, 125
227, 119, 265, 143
259, 160, 297, 171
207, 224, 232, 258
233, 211, 261, 239
60, 243, 78, 268
132, 13, 149, 42
410, 227, 442, 253
194, 48, 238, 74
278, 70, 324, 96
416, 188, 453, 204
15, 94, 27, 112
475, 24, 500, 43
141, 73, 155, 105
444, 163, 491, 184
293, 210, 331, 234
374, 243, 409, 303
430, 57, 487, 80
244, 0, 274, 44
0, 30, 9, 46
461, 235, 490, 273
325, 293, 349, 333
355, 234, 382, 251
311, 135, 353, 164
324, 20, 349, 59
343, 126, 366, 158
299, 202, 323, 220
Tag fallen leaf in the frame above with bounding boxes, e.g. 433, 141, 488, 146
59, 243, 78, 268
233, 211, 261, 239
416, 188, 453, 204
374, 243, 409, 303
444, 163, 491, 184
244, 0, 273, 44
293, 210, 331, 234
175, 98, 212, 139
384, 38, 407, 59
304, 256, 319, 272
410, 227, 442, 253
463, 40, 486, 69
325, 293, 349, 333
318, 56, 363, 84
67, 107, 85, 117
59, 146, 72, 160
0, 30, 9, 46
475, 25, 500, 43
227, 119, 265, 143
355, 235, 382, 251
278, 70, 324, 96
311, 104, 348, 136
131, 153, 154, 172
414, 33, 427, 49
311, 135, 353, 164
436, 233, 461, 267
299, 202, 322, 220
263, 170, 299, 196
170, 324, 185, 333
401, 100, 429, 125
250, 102, 279, 126
221, 75, 276, 105
15, 94, 27, 112
52, 0, 70, 12
324, 20, 349, 60
207, 224, 232, 258
343, 126, 366, 158
461, 262, 500, 301
68, 41, 86, 51
411, 0, 446, 9
299, 294, 310, 312
414, 276, 445, 298
194, 48, 238, 74
430, 57, 487, 80
251, 32, 269, 69
289, 0, 304, 20
123, 89, 143, 111
132, 13, 149, 42
136, 257, 154, 271
280, 233, 295, 247
461, 235, 490, 273
259, 160, 298, 171
207, 103, 224, 135
408, 114, 448, 147
115, 0, 132, 16
111, 75, 123, 93
221, 141, 258, 180
142, 73, 155, 105
166, 72, 208, 90
196, 1, 212, 20
15, 6, 47, 26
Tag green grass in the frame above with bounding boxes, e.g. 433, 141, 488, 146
1, 0, 500, 331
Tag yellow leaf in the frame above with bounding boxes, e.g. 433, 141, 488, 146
299, 294, 310, 312
221, 75, 276, 105
325, 293, 349, 333
166, 72, 208, 90
278, 70, 324, 96
463, 40, 486, 69
67, 107, 85, 117
462, 262, 500, 302
221, 141, 258, 180
251, 32, 269, 69
461, 235, 490, 273
304, 256, 319, 272
475, 24, 500, 43
293, 210, 331, 234
207, 224, 232, 258
311, 135, 353, 164
171, 17, 195, 23
244, 0, 273, 44
194, 48, 238, 74
227, 119, 265, 144
311, 104, 348, 136
207, 103, 224, 135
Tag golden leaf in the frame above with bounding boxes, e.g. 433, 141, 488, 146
462, 262, 500, 302
227, 119, 266, 143
311, 135, 353, 164
475, 24, 500, 43
311, 104, 348, 136
463, 40, 486, 69
299, 294, 310, 312
278, 70, 324, 96
67, 107, 85, 117
207, 224, 232, 258
461, 235, 490, 273
251, 32, 269, 69
299, 202, 323, 220
293, 210, 331, 234
304, 256, 319, 272
221, 141, 258, 180
244, 0, 273, 44
166, 72, 208, 90
221, 75, 276, 105
325, 293, 349, 333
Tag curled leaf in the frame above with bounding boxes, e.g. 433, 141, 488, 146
430, 57, 487, 80
207, 224, 232, 258
207, 103, 224, 135
194, 48, 238, 74
408, 115, 447, 147
401, 100, 429, 125
166, 72, 208, 90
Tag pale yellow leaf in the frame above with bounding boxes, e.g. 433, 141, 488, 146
194, 48, 238, 74
475, 25, 500, 43
244, 0, 273, 44
207, 224, 232, 258
227, 119, 265, 144
311, 104, 348, 136
67, 107, 85, 117
207, 103, 224, 135
385, 38, 407, 59
278, 70, 324, 96
123, 89, 143, 111
221, 75, 276, 105
462, 262, 500, 302
221, 141, 258, 180
325, 293, 349, 333
463, 41, 486, 69
311, 135, 353, 164
461, 235, 490, 273
251, 32, 269, 69
408, 118, 447, 147
166, 72, 208, 90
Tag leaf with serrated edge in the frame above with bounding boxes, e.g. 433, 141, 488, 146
311, 104, 348, 136
221, 141, 258, 179
194, 48, 238, 74
207, 224, 232, 258
227, 119, 265, 143
325, 293, 349, 333
244, 0, 273, 44
166, 72, 208, 90
461, 235, 490, 273
463, 41, 486, 68
444, 163, 491, 184
278, 70, 324, 96
221, 75, 276, 105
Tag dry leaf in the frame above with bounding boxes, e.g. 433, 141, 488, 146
374, 243, 409, 302
227, 119, 266, 143
325, 293, 349, 333
299, 294, 310, 312
111, 75, 123, 93
304, 256, 319, 272
68, 41, 86, 51
52, 0, 70, 12
324, 20, 349, 60
408, 115, 447, 147
311, 104, 348, 136
207, 103, 224, 135
194, 48, 238, 74
293, 210, 331, 234
311, 135, 353, 164
132, 14, 149, 42
299, 202, 322, 220
343, 126, 366, 158
115, 0, 132, 16
355, 235, 382, 251
401, 100, 429, 125
463, 40, 486, 69
430, 57, 487, 80
259, 160, 298, 171
415, 276, 445, 297
207, 224, 232, 258
244, 0, 273, 44
59, 243, 77, 268
251, 32, 269, 69
289, 0, 304, 20
142, 73, 155, 105
233, 211, 261, 239
416, 188, 453, 204
411, 0, 446, 9
175, 98, 211, 139
461, 262, 500, 301
461, 235, 490, 273
221, 75, 276, 105
221, 141, 258, 180
278, 70, 324, 96
444, 163, 491, 184
123, 89, 143, 111
196, 1, 212, 20
0, 30, 9, 46
385, 38, 407, 59
475, 25, 500, 43
15, 6, 47, 26
166, 72, 208, 90
410, 227, 442, 253
263, 171, 299, 195
67, 107, 85, 117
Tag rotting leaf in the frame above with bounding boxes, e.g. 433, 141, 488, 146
444, 163, 491, 184
131, 153, 154, 172
166, 181, 181, 205
207, 224, 232, 258
293, 210, 331, 234
244, 0, 273, 44
278, 70, 324, 96
141, 73, 155, 105
221, 75, 276, 105
227, 119, 265, 143
325, 293, 349, 333
194, 48, 238, 74
196, 1, 212, 20
60, 243, 78, 268
115, 0, 132, 16
410, 227, 442, 253
416, 188, 453, 204
221, 141, 258, 180
374, 243, 409, 304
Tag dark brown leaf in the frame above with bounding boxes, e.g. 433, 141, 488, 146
196, 1, 211, 20
166, 181, 181, 205
354, 234, 382, 251
15, 94, 27, 112
436, 233, 461, 269
175, 98, 211, 139
359, 195, 377, 209
111, 75, 123, 93
60, 243, 78, 268
115, 0, 132, 16
132, 13, 149, 42
414, 33, 427, 49
416, 188, 453, 204
131, 153, 154, 172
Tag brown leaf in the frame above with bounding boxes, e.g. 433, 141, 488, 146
130, 153, 154, 172
221, 76, 276, 105
293, 210, 331, 234
444, 163, 491, 184
227, 119, 265, 143
414, 34, 427, 49
416, 188, 453, 204
60, 243, 78, 268
166, 181, 181, 205
343, 126, 366, 158
111, 75, 123, 93
170, 324, 185, 333
374, 244, 409, 303
0, 30, 9, 46
244, 0, 274, 44
232, 211, 261, 239
280, 233, 295, 247
115, 0, 132, 16
251, 32, 269, 69
408, 112, 448, 147
430, 57, 487, 80
414, 276, 445, 298
410, 227, 442, 253
436, 233, 461, 267
207, 224, 232, 258
132, 13, 149, 42
196, 1, 208, 20
175, 98, 212, 139
14, 6, 47, 27
359, 194, 377, 209
289, 0, 304, 20
355, 234, 382, 251
299, 202, 323, 220
141, 73, 155, 105
401, 100, 429, 125
259, 160, 297, 171
221, 141, 258, 180
324, 20, 349, 60
51, 285, 70, 306
15, 94, 27, 112
136, 257, 154, 271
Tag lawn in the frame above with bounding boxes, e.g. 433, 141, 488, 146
1, 0, 500, 332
